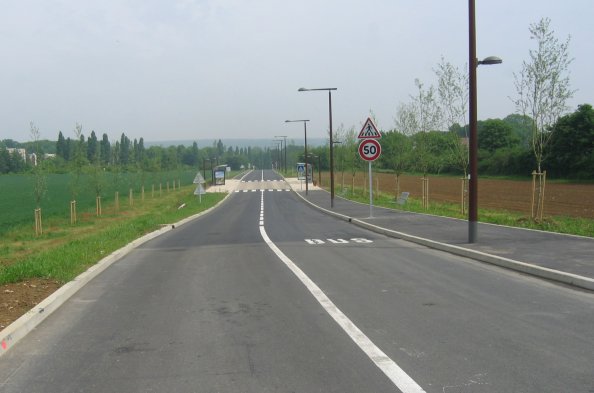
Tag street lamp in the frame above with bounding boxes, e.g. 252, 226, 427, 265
285, 120, 310, 195
309, 154, 321, 187
272, 137, 283, 171
275, 135, 287, 173
298, 87, 337, 208
272, 141, 282, 170
202, 158, 210, 180
468, 0, 502, 243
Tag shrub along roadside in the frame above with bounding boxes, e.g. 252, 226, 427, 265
0, 188, 226, 286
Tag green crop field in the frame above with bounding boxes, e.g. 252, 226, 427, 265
0, 170, 199, 235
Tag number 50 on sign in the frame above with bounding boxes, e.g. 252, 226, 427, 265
358, 139, 381, 161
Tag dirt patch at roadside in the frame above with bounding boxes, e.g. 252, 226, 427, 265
1, 279, 62, 331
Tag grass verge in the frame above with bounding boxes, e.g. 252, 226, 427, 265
0, 187, 226, 286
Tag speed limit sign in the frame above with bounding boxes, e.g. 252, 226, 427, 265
358, 139, 381, 161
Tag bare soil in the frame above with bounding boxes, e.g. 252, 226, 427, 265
1, 279, 61, 331
333, 172, 594, 219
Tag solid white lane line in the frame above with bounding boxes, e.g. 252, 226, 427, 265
258, 200, 425, 393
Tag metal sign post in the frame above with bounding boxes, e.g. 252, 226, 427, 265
368, 161, 373, 217
358, 118, 382, 218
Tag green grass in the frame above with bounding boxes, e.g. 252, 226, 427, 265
0, 187, 226, 285
338, 186, 594, 238
0, 170, 199, 235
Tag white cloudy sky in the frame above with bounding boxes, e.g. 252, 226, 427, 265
1, 0, 592, 142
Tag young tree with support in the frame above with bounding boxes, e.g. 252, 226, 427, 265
31, 122, 47, 235
434, 57, 469, 213
513, 17, 574, 221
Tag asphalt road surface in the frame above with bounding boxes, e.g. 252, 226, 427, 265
1, 170, 593, 392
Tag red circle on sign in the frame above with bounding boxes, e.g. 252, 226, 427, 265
358, 139, 381, 161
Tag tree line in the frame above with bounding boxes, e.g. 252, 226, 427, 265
2, 100, 591, 180
0, 129, 278, 175
306, 104, 592, 184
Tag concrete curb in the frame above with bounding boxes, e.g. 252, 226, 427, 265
0, 192, 232, 358
290, 187, 594, 292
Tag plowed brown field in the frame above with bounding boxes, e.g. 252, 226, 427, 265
325, 172, 594, 219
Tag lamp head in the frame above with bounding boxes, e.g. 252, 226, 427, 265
478, 56, 502, 65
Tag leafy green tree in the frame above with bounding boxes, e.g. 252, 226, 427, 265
65, 137, 73, 161
9, 149, 26, 172
0, 148, 9, 173
100, 133, 110, 166
56, 131, 67, 159
478, 119, 519, 152
502, 114, 533, 148
119, 133, 130, 166
87, 131, 99, 163
1, 139, 18, 148
548, 104, 594, 178
216, 139, 224, 156
382, 130, 411, 197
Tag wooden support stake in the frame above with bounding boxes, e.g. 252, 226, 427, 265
421, 176, 429, 209
70, 200, 77, 224
96, 196, 102, 216
34, 208, 43, 236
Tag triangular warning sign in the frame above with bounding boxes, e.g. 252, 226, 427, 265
194, 184, 206, 195
357, 117, 381, 139
193, 173, 205, 184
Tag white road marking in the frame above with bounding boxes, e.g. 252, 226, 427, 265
258, 191, 425, 393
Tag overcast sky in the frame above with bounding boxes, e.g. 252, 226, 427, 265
1, 0, 592, 143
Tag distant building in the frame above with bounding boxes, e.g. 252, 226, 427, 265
7, 148, 26, 161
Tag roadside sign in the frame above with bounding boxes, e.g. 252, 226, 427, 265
296, 163, 312, 182
357, 117, 381, 139
193, 173, 205, 184
358, 139, 382, 161
296, 163, 305, 180
194, 184, 206, 195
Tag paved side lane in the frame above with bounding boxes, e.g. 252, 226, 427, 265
286, 178, 594, 290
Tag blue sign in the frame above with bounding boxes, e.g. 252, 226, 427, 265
297, 163, 305, 180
